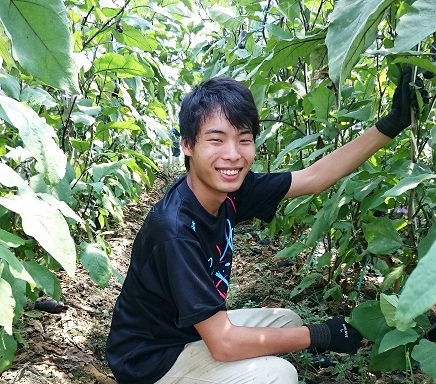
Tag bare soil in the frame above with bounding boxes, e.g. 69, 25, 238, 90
0, 176, 434, 384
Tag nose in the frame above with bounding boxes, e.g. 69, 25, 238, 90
223, 141, 241, 161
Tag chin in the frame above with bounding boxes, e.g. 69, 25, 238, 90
218, 181, 244, 193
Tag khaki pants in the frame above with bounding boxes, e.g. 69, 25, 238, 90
156, 308, 303, 384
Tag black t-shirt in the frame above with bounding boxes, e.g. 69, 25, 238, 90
106, 171, 292, 383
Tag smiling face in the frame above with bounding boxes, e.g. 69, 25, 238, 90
182, 110, 255, 215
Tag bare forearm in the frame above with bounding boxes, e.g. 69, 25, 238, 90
287, 126, 390, 198
212, 325, 311, 361
195, 311, 311, 361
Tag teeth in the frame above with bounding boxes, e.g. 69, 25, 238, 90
220, 169, 239, 175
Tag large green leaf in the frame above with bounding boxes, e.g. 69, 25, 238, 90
0, 195, 76, 277
22, 260, 61, 300
380, 293, 398, 327
383, 174, 436, 197
0, 69, 20, 100
305, 175, 353, 246
0, 163, 31, 193
113, 25, 158, 53
0, 328, 17, 373
90, 159, 130, 182
79, 242, 111, 289
271, 133, 319, 170
378, 328, 419, 354
38, 193, 82, 223
349, 300, 391, 342
394, 0, 436, 51
0, 96, 67, 185
96, 120, 141, 141
369, 343, 407, 372
362, 217, 403, 254
0, 244, 35, 286
266, 31, 326, 70
0, 0, 79, 93
326, 0, 394, 85
412, 340, 436, 380
396, 239, 436, 330
94, 53, 154, 78
209, 6, 243, 29
418, 224, 436, 260
0, 228, 24, 248
309, 79, 335, 122
2, 265, 27, 322
0, 277, 14, 334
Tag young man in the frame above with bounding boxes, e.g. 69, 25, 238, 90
107, 70, 414, 383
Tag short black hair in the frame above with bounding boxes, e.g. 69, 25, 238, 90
179, 76, 260, 170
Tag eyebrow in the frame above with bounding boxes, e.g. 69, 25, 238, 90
204, 128, 253, 135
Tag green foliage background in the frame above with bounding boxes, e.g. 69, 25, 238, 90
0, 0, 435, 378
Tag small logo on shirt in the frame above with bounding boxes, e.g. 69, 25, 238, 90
340, 324, 349, 338
191, 220, 196, 232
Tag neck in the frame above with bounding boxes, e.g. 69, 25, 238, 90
186, 174, 226, 216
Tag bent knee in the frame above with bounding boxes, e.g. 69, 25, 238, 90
248, 356, 298, 384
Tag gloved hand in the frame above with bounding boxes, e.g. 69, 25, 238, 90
306, 317, 363, 354
375, 66, 413, 138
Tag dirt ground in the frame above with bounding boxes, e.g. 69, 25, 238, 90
0, 176, 434, 384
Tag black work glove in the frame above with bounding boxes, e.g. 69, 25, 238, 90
375, 66, 413, 138
306, 317, 363, 354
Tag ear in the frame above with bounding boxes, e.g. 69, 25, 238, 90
181, 138, 193, 157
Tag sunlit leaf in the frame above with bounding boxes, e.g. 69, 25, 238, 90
0, 195, 76, 277
394, 0, 436, 51
0, 69, 20, 99
0, 328, 17, 373
0, 0, 79, 93
70, 138, 91, 152
94, 52, 154, 78
79, 242, 111, 288
0, 163, 30, 192
90, 159, 130, 182
0, 229, 24, 248
22, 260, 62, 300
0, 277, 14, 334
383, 174, 436, 197
113, 25, 158, 52
396, 239, 436, 330
266, 32, 326, 70
326, 0, 394, 85
379, 328, 418, 354
209, 6, 242, 29
0, 244, 35, 286
309, 79, 335, 121
272, 134, 319, 170
0, 96, 67, 185
380, 294, 398, 327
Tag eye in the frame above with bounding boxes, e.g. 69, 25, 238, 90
240, 137, 253, 144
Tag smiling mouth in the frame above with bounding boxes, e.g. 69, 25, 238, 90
219, 169, 240, 176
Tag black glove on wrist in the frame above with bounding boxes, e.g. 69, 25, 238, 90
375, 66, 413, 138
306, 317, 363, 354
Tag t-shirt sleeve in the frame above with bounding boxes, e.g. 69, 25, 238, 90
235, 171, 292, 223
150, 237, 226, 329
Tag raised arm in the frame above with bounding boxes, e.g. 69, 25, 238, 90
285, 67, 415, 199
